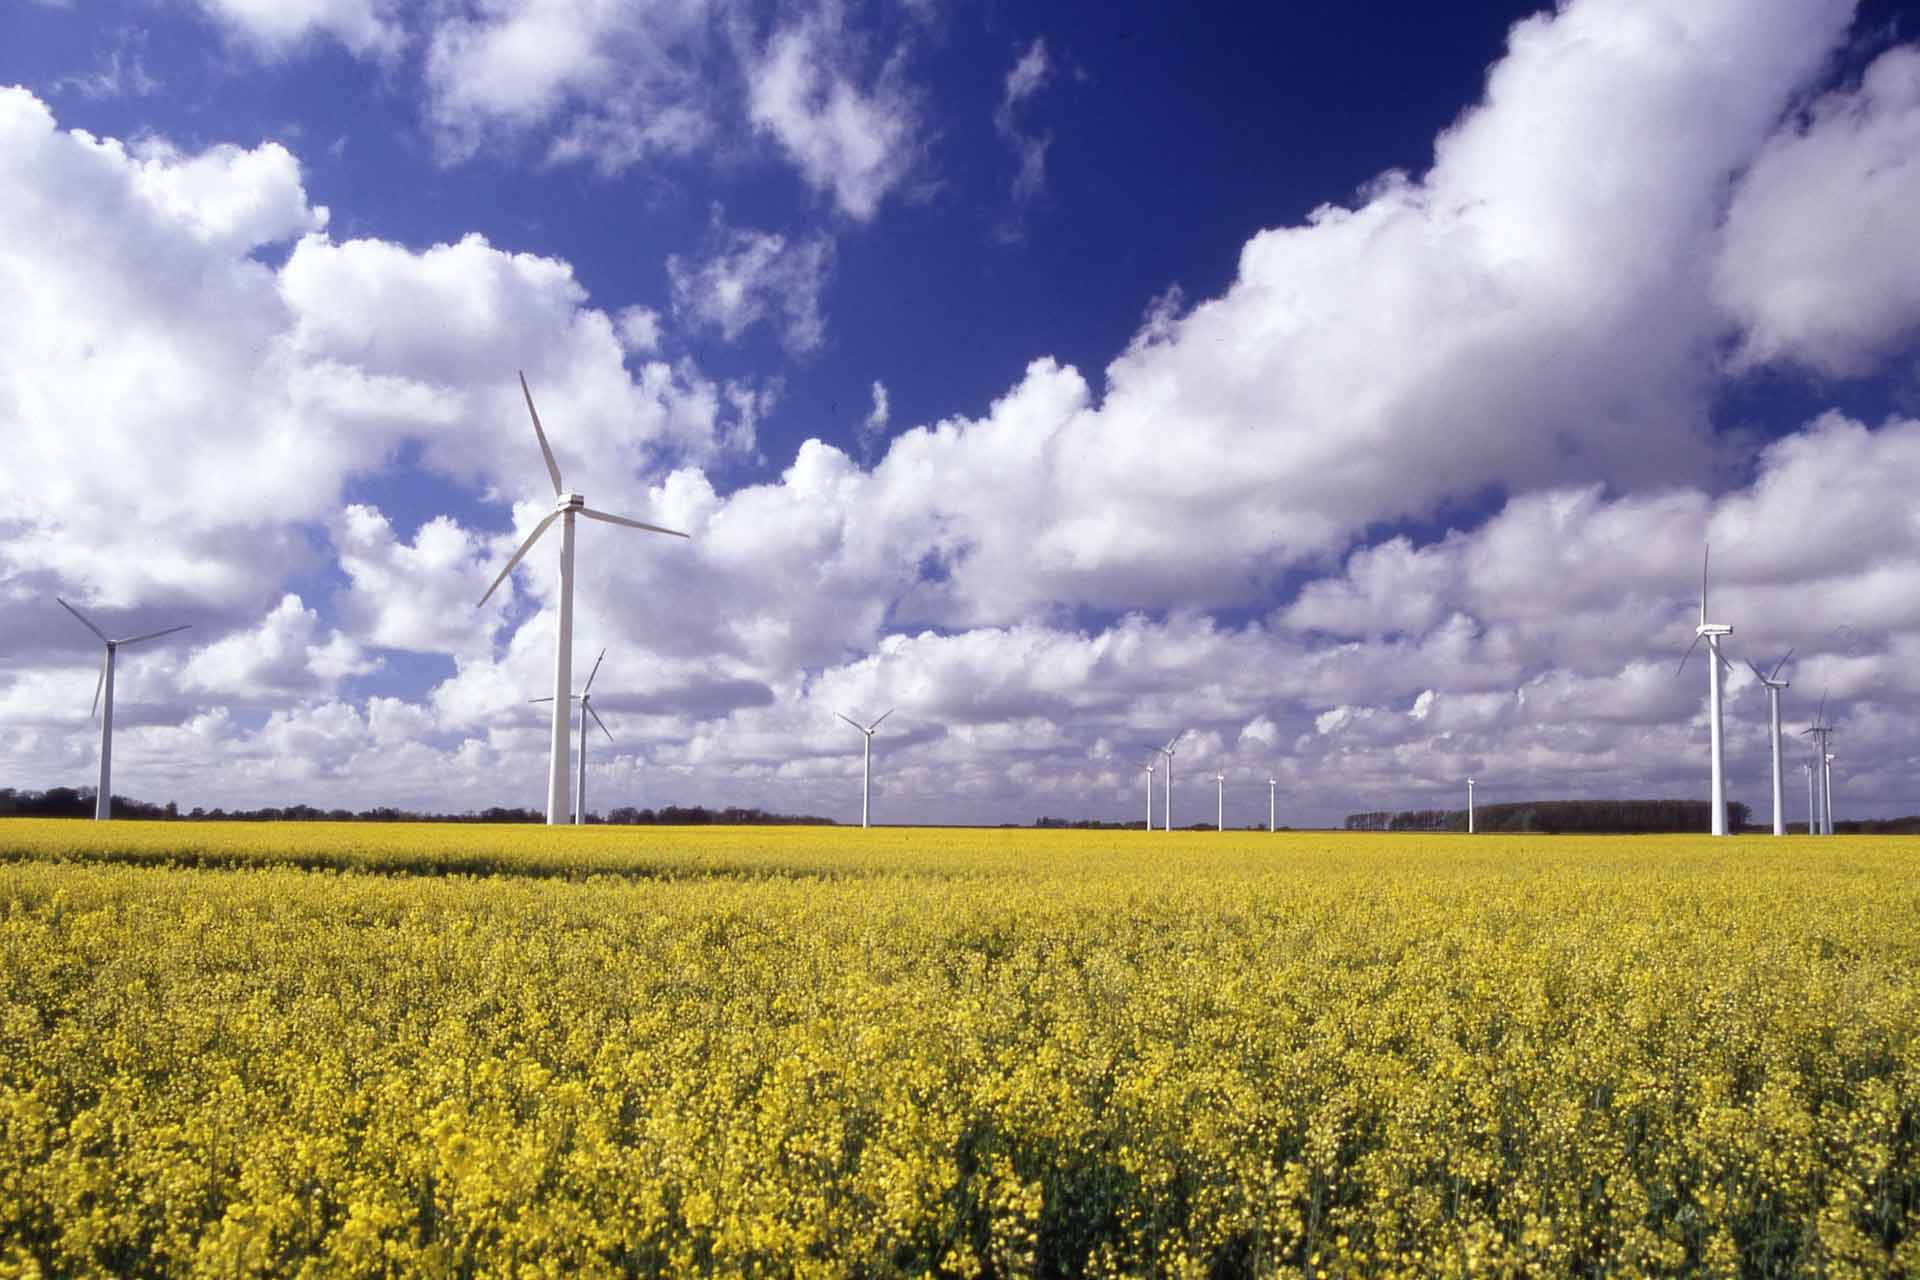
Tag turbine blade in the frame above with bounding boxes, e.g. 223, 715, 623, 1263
475, 509, 560, 608
587, 702, 614, 742
116, 623, 190, 647
583, 648, 606, 695
1768, 647, 1795, 682
520, 371, 563, 496
1165, 728, 1188, 752
1700, 545, 1709, 625
91, 650, 106, 719
1744, 658, 1766, 682
578, 507, 688, 539
1816, 689, 1828, 726
836, 712, 864, 732
57, 597, 110, 643
1676, 633, 1702, 676
867, 708, 895, 732
529, 697, 555, 703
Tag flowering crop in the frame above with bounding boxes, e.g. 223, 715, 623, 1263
1, 821, 1917, 1276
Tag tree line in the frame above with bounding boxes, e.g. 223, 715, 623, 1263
0, 788, 832, 827
1344, 799, 1763, 834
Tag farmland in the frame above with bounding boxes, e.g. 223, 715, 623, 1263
2, 822, 1918, 1276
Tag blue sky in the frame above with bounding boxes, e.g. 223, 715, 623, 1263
4, 0, 1920, 826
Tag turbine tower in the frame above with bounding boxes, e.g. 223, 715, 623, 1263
1745, 650, 1793, 837
1803, 761, 1815, 835
1676, 546, 1734, 836
1801, 693, 1835, 836
837, 709, 893, 828
476, 373, 687, 825
531, 647, 614, 825
1467, 777, 1475, 834
1143, 759, 1156, 831
1268, 776, 1277, 833
1214, 773, 1225, 832
56, 598, 190, 822
1157, 730, 1187, 832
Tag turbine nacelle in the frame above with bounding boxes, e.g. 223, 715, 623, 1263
558, 492, 587, 512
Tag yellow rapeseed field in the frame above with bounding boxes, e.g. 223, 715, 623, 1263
1, 820, 1917, 1277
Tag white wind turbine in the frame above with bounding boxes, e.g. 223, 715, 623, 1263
1215, 772, 1225, 832
1467, 777, 1475, 834
1803, 761, 1816, 835
1676, 546, 1734, 836
1157, 730, 1187, 832
1143, 758, 1157, 831
56, 598, 190, 822
1801, 692, 1835, 836
1745, 649, 1793, 837
1267, 776, 1277, 833
837, 709, 893, 828
531, 647, 614, 825
476, 373, 687, 825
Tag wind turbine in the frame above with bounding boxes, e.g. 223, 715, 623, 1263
1825, 753, 1838, 833
531, 647, 613, 825
1143, 758, 1157, 831
1467, 777, 1475, 834
1803, 761, 1816, 835
476, 372, 687, 825
1745, 649, 1793, 837
1268, 776, 1277, 833
1157, 730, 1186, 832
56, 598, 190, 822
1676, 546, 1734, 836
1215, 773, 1225, 832
1801, 693, 1835, 836
837, 709, 893, 828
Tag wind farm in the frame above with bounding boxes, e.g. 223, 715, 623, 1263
8, 0, 1920, 1272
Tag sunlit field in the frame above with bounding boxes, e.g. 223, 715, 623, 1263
3, 821, 1917, 1276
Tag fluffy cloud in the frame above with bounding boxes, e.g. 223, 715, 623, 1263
744, 6, 924, 220
994, 37, 1053, 235
667, 212, 834, 354
193, 0, 406, 59
1716, 46, 1920, 375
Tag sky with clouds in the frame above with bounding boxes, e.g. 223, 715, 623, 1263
3, 0, 1919, 827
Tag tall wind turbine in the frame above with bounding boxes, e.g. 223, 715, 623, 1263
1676, 546, 1734, 836
1801, 692, 1835, 836
1467, 777, 1475, 834
1157, 730, 1187, 832
476, 373, 687, 825
531, 647, 613, 825
1803, 761, 1815, 835
837, 709, 893, 828
1268, 776, 1277, 833
1215, 773, 1225, 832
1745, 650, 1793, 837
1143, 759, 1157, 831
56, 598, 190, 822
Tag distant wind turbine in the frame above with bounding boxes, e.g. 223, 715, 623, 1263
1268, 776, 1277, 833
1801, 692, 1835, 836
837, 708, 893, 828
1676, 546, 1734, 836
1467, 777, 1475, 834
1745, 649, 1793, 837
531, 647, 614, 825
1157, 730, 1187, 832
1143, 758, 1157, 831
476, 372, 687, 825
56, 597, 190, 822
1215, 773, 1225, 832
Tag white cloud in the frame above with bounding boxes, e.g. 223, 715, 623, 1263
180, 594, 377, 703
858, 379, 889, 448
667, 211, 834, 354
193, 0, 406, 59
994, 37, 1053, 233
744, 7, 924, 220
1716, 45, 1920, 376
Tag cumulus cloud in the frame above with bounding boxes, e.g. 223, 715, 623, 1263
1716, 45, 1920, 376
667, 211, 834, 354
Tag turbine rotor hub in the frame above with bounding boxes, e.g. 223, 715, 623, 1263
558, 493, 586, 511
